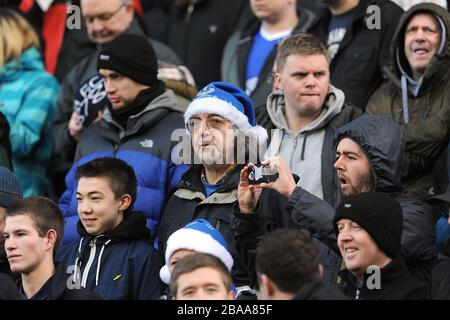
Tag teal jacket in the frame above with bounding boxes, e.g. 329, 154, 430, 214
0, 47, 60, 196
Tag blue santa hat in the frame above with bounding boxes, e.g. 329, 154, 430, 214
159, 219, 234, 285
184, 82, 267, 143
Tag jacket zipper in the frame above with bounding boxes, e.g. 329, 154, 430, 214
81, 239, 97, 288
112, 142, 120, 157
185, 0, 197, 23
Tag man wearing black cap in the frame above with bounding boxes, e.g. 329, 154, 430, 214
58, 34, 188, 245
51, 0, 181, 198
0, 167, 23, 276
334, 192, 426, 299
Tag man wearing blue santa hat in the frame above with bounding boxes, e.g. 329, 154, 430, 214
159, 81, 267, 292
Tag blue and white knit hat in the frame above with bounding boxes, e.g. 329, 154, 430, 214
159, 219, 234, 284
184, 82, 268, 143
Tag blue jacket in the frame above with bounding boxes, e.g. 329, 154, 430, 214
57, 212, 163, 300
59, 89, 188, 244
436, 214, 450, 249
0, 47, 60, 196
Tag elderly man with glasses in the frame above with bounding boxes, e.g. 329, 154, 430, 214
158, 82, 268, 294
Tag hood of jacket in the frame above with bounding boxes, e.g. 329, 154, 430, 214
267, 84, 345, 134
102, 89, 185, 133
77, 211, 153, 242
0, 47, 44, 81
335, 115, 405, 193
389, 3, 450, 92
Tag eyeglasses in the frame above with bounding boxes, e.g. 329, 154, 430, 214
187, 116, 232, 133
83, 4, 126, 24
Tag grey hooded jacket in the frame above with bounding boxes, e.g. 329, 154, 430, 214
256, 86, 362, 206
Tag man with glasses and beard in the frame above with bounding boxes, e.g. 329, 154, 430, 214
158, 82, 268, 294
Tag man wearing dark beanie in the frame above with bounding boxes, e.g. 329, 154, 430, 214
96, 34, 162, 128
58, 34, 188, 245
334, 192, 426, 300
51, 0, 182, 199
97, 34, 159, 89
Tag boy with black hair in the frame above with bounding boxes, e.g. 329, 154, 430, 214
3, 197, 99, 300
57, 157, 163, 300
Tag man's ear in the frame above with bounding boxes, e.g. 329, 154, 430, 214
274, 72, 283, 89
45, 229, 57, 251
319, 263, 324, 278
260, 274, 275, 298
118, 194, 132, 212
227, 290, 234, 300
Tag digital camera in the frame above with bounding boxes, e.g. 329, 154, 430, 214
248, 164, 279, 185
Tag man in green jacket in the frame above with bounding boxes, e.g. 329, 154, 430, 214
366, 3, 450, 201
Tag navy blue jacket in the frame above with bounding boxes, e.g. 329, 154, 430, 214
57, 212, 163, 300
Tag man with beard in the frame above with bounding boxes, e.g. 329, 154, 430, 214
58, 34, 187, 245
158, 81, 268, 292
234, 115, 436, 283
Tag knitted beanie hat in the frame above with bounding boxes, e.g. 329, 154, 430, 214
333, 192, 403, 259
97, 34, 158, 86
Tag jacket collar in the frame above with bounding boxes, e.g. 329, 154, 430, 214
339, 257, 409, 296
77, 211, 153, 242
100, 89, 183, 138
176, 164, 244, 194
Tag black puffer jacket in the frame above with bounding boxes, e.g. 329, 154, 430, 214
285, 115, 436, 282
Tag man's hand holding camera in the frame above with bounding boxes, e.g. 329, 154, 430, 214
238, 156, 297, 214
